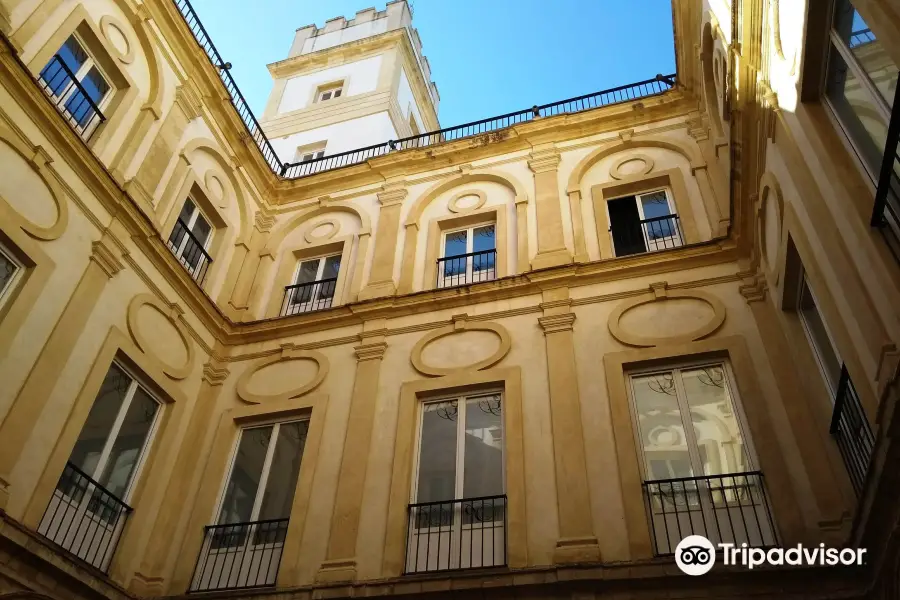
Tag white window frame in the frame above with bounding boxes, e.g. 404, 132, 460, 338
439, 222, 497, 286
316, 83, 344, 102
625, 359, 757, 482
796, 271, 844, 399
285, 253, 341, 313
0, 241, 24, 308
296, 149, 325, 163
171, 197, 213, 275
607, 188, 682, 256
44, 33, 114, 137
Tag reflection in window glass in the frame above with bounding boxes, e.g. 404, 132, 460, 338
444, 230, 468, 258
68, 363, 132, 476
681, 366, 748, 476
219, 427, 271, 524
832, 0, 899, 105
631, 372, 692, 481
258, 421, 309, 520
416, 401, 458, 503
463, 395, 503, 499
98, 387, 159, 499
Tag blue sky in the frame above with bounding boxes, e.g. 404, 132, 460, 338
188, 0, 675, 127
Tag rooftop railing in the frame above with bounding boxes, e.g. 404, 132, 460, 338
170, 0, 676, 181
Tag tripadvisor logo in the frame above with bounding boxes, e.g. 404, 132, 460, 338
675, 535, 867, 575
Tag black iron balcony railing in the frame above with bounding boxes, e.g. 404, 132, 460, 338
170, 0, 675, 180
37, 462, 132, 572
281, 277, 337, 316
38, 55, 107, 140
436, 249, 497, 289
611, 214, 684, 257
830, 365, 876, 496
405, 495, 507, 574
166, 219, 213, 285
642, 471, 777, 556
872, 70, 900, 265
189, 518, 289, 592
172, 0, 282, 172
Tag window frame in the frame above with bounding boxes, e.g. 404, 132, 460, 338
438, 221, 497, 285
316, 82, 344, 103
43, 33, 114, 136
625, 359, 757, 482
796, 271, 844, 399
606, 187, 683, 256
284, 253, 342, 313
0, 240, 25, 309
169, 196, 214, 275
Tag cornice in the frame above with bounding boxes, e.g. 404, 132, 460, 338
538, 313, 576, 334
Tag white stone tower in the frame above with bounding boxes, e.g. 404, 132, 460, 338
260, 1, 440, 165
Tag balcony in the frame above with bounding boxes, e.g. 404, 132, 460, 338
830, 365, 875, 496
166, 219, 213, 285
611, 214, 685, 257
38, 55, 106, 140
280, 278, 337, 316
641, 471, 777, 556
405, 495, 507, 574
436, 249, 497, 289
189, 518, 290, 592
37, 462, 132, 572
872, 70, 900, 264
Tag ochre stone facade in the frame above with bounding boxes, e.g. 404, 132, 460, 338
0, 0, 899, 598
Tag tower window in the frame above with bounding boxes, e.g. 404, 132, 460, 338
316, 82, 344, 102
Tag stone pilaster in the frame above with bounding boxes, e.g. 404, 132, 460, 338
537, 289, 600, 564
226, 209, 275, 320
358, 181, 407, 300
528, 145, 573, 269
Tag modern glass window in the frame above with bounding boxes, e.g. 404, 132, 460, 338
316, 84, 343, 102
39, 34, 112, 134
628, 362, 751, 480
797, 274, 843, 397
824, 0, 898, 178
167, 197, 213, 276
407, 393, 506, 572
284, 254, 341, 313
67, 362, 162, 500
217, 421, 309, 526
0, 242, 24, 308
608, 189, 683, 256
438, 223, 496, 286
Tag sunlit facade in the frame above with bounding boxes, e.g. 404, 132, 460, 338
0, 0, 899, 598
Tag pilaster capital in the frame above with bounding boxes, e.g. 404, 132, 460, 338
538, 312, 576, 334
202, 357, 231, 386
254, 209, 276, 233
355, 341, 388, 362
527, 149, 561, 174
377, 182, 408, 206
174, 83, 203, 121
739, 271, 768, 303
90, 238, 125, 279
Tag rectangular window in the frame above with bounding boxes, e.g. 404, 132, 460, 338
38, 362, 161, 571
0, 242, 24, 308
437, 223, 496, 288
190, 420, 309, 591
406, 393, 506, 573
282, 254, 341, 315
627, 362, 776, 554
608, 189, 683, 257
167, 198, 213, 281
316, 83, 344, 102
797, 274, 843, 396
38, 34, 112, 138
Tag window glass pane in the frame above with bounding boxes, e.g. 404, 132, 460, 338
472, 225, 496, 252
631, 372, 694, 480
462, 395, 503, 498
0, 248, 19, 299
258, 422, 309, 520
799, 280, 843, 394
68, 363, 133, 478
680, 366, 749, 476
64, 88, 99, 128
97, 387, 159, 499
639, 191, 672, 219
178, 199, 196, 224
295, 259, 320, 284
58, 36, 88, 73
191, 213, 212, 247
832, 0, 899, 106
443, 230, 468, 258
825, 44, 890, 173
81, 66, 110, 104
333, 89, 342, 98
322, 255, 341, 279
415, 401, 458, 503
218, 427, 272, 524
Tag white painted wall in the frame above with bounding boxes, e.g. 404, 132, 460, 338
270, 112, 399, 163
301, 19, 389, 53
278, 56, 383, 114
397, 67, 424, 134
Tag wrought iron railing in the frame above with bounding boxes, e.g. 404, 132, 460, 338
166, 219, 213, 285
38, 55, 107, 140
37, 461, 132, 572
436, 249, 497, 288
405, 495, 507, 574
189, 518, 290, 592
642, 471, 777, 556
169, 0, 675, 179
872, 71, 900, 265
280, 277, 338, 316
611, 214, 684, 257
830, 365, 876, 496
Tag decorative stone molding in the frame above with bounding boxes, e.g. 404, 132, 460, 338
607, 282, 726, 347
377, 183, 408, 206
202, 357, 230, 386
304, 218, 340, 243
126, 294, 195, 379
739, 271, 768, 303
447, 189, 487, 214
89, 239, 125, 279
355, 341, 388, 362
410, 315, 511, 376
609, 154, 655, 180
757, 171, 785, 284
527, 148, 561, 174
100, 16, 135, 64
174, 83, 203, 121
236, 344, 328, 404
538, 313, 576, 335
